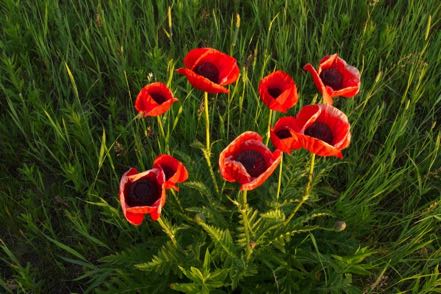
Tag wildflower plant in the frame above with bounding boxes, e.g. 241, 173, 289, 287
2, 2, 439, 293
115, 48, 364, 292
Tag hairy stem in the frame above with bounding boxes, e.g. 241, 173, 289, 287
157, 217, 177, 247
265, 109, 273, 145
156, 115, 167, 153
240, 189, 253, 260
203, 91, 219, 194
204, 91, 211, 150
285, 153, 316, 225
276, 153, 283, 201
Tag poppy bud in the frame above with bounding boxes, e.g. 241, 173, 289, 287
334, 220, 347, 232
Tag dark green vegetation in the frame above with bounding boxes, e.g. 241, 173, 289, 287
1, 0, 440, 292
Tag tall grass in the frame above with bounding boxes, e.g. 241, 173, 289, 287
1, 0, 440, 292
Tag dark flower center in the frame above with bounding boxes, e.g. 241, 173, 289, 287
126, 179, 160, 207
320, 68, 343, 90
268, 87, 282, 98
235, 150, 268, 178
194, 62, 219, 83
276, 128, 292, 139
160, 165, 175, 180
304, 122, 334, 145
150, 92, 167, 104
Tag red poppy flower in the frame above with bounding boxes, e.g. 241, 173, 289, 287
153, 154, 189, 191
176, 48, 240, 94
258, 70, 298, 113
270, 116, 302, 153
119, 167, 166, 225
135, 82, 178, 116
219, 131, 282, 191
304, 54, 361, 105
292, 104, 351, 158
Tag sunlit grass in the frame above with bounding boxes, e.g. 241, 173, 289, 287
1, 0, 440, 292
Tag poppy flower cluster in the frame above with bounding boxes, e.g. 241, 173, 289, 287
119, 155, 188, 225
119, 46, 360, 225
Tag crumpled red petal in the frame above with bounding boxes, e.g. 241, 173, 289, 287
176, 68, 229, 94
153, 154, 189, 191
270, 116, 302, 153
240, 149, 282, 191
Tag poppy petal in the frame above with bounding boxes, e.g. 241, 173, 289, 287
125, 212, 145, 226
315, 104, 350, 148
192, 51, 239, 85
270, 116, 302, 153
221, 63, 241, 86
177, 68, 229, 94
330, 85, 360, 98
221, 159, 253, 184
119, 168, 139, 224
183, 48, 213, 69
294, 104, 322, 132
146, 98, 178, 116
298, 134, 343, 158
241, 149, 282, 191
319, 54, 339, 70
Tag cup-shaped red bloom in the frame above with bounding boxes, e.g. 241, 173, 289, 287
304, 54, 360, 105
270, 116, 302, 153
135, 82, 178, 117
258, 70, 298, 113
119, 167, 166, 225
292, 104, 351, 158
176, 48, 240, 94
153, 154, 189, 191
219, 131, 282, 191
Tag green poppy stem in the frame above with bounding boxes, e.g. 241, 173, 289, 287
284, 153, 315, 225
276, 153, 283, 201
156, 115, 167, 153
203, 91, 220, 194
239, 189, 253, 260
204, 91, 211, 150
170, 189, 184, 212
157, 217, 177, 247
265, 109, 273, 145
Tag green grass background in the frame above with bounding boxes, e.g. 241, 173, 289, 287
1, 0, 440, 292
